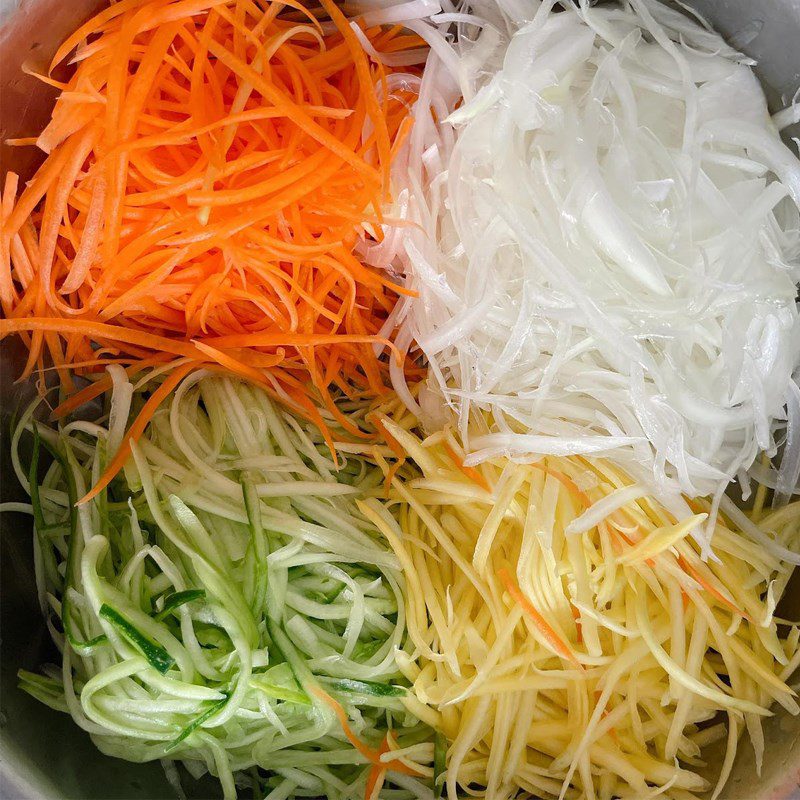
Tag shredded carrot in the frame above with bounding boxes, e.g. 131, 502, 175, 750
444, 442, 491, 493
369, 412, 407, 492
50, 354, 172, 419
677, 555, 751, 621
365, 736, 390, 800
529, 462, 590, 507
593, 691, 618, 742
608, 509, 750, 620
78, 361, 197, 504
5, 138, 39, 147
365, 763, 387, 800
0, 0, 424, 416
309, 686, 423, 777
311, 685, 380, 763
191, 340, 280, 387
498, 567, 583, 669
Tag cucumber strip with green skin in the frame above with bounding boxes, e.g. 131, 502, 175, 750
38, 523, 69, 534
165, 691, 230, 752
322, 678, 407, 698
265, 617, 316, 694
76, 633, 109, 648
37, 432, 109, 653
99, 604, 175, 674
28, 425, 62, 593
18, 683, 69, 714
154, 589, 206, 621
263, 617, 336, 750
352, 638, 386, 661
94, 438, 109, 540
264, 617, 336, 728
29, 425, 46, 530
17, 669, 69, 714
323, 583, 347, 604
248, 677, 311, 706
18, 669, 64, 694
167, 495, 259, 647
434, 730, 447, 798
241, 478, 269, 616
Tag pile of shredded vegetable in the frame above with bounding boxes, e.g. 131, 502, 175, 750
376, 0, 800, 509
6, 371, 434, 800
0, 0, 427, 417
1, 1, 800, 799
363, 399, 800, 800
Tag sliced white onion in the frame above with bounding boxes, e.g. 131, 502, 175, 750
373, 0, 800, 503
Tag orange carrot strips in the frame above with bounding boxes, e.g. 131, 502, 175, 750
365, 736, 391, 800
365, 763, 387, 800
530, 462, 590, 507
444, 442, 491, 493
677, 555, 751, 621
78, 361, 197, 504
309, 686, 423, 778
50, 354, 171, 419
1, 0, 424, 416
498, 567, 583, 669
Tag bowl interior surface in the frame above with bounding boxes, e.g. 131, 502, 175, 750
1, 1, 799, 798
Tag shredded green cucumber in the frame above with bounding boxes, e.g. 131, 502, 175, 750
99, 604, 176, 675
8, 371, 432, 800
154, 589, 206, 622
434, 731, 447, 799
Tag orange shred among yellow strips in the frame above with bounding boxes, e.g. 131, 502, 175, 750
497, 567, 583, 670
0, 0, 424, 432
443, 441, 490, 493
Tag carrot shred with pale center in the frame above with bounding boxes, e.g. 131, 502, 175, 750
677, 554, 751, 621
529, 462, 590, 507
443, 442, 491, 493
497, 567, 583, 670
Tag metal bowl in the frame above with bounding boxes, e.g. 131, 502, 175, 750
1, 1, 799, 797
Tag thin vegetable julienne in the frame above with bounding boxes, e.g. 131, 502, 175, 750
0, 0, 425, 420
7, 371, 433, 799
79, 361, 195, 504
370, 400, 800, 800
